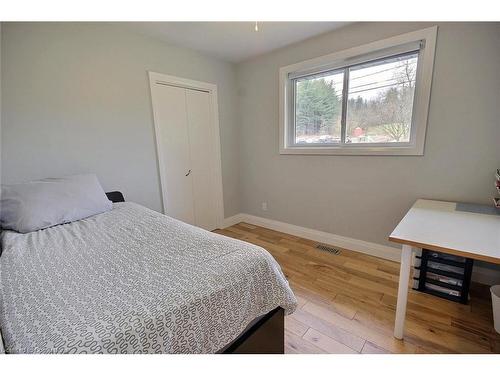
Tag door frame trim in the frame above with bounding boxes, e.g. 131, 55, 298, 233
148, 71, 225, 229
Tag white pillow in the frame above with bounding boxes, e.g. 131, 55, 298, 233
0, 174, 112, 233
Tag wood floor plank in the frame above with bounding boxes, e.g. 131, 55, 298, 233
302, 299, 418, 353
292, 308, 365, 352
213, 229, 243, 240
295, 294, 308, 309
285, 332, 327, 354
347, 274, 401, 297
361, 341, 391, 354
220, 226, 256, 238
382, 291, 472, 315
343, 261, 400, 282
451, 317, 497, 338
288, 282, 335, 306
244, 237, 291, 255
353, 307, 493, 354
217, 222, 500, 354
378, 294, 453, 326
285, 316, 308, 337
304, 296, 357, 320
314, 277, 385, 305
303, 328, 358, 354
237, 222, 258, 230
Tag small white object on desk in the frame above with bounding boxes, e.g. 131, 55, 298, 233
389, 199, 500, 340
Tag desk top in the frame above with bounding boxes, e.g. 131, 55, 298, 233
389, 199, 500, 264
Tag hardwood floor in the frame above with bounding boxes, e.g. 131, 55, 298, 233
214, 222, 500, 354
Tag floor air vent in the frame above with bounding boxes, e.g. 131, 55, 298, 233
316, 244, 341, 255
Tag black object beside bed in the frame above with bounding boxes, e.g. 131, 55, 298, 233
105, 191, 285, 354
105, 191, 125, 203
220, 307, 284, 354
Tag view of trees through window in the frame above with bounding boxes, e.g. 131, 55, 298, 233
295, 71, 343, 144
294, 52, 418, 145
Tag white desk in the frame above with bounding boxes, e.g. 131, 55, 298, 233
389, 199, 500, 339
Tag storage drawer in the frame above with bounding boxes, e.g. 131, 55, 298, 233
414, 249, 473, 304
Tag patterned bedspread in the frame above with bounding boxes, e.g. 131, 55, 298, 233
0, 202, 296, 353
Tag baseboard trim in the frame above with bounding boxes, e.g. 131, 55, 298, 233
222, 213, 499, 286
222, 213, 246, 228
222, 213, 400, 262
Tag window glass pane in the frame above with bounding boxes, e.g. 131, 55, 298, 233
294, 70, 344, 145
346, 52, 418, 144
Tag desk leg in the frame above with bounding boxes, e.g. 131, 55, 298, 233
394, 244, 413, 340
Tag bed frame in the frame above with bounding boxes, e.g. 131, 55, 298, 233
105, 191, 285, 354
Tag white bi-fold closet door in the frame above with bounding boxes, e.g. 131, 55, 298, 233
149, 72, 224, 231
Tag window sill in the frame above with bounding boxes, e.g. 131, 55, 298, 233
279, 145, 424, 156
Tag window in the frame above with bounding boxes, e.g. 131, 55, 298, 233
280, 27, 437, 155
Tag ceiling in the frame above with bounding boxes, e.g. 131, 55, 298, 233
122, 22, 350, 63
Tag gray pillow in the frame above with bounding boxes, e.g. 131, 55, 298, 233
0, 174, 112, 233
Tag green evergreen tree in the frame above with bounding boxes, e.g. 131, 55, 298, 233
295, 79, 341, 136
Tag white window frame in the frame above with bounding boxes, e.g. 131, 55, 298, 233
279, 26, 438, 156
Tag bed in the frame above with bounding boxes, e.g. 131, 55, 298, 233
0, 192, 296, 354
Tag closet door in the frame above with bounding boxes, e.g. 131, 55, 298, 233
152, 84, 195, 225
185, 89, 219, 231
151, 76, 223, 232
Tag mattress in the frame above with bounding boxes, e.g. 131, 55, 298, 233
0, 202, 296, 353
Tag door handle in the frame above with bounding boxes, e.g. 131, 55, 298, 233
185, 169, 191, 177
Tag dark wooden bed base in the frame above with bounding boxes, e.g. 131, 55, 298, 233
220, 307, 284, 354
105, 191, 285, 354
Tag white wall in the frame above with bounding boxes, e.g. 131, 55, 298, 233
0, 22, 240, 216
0, 22, 2, 189
236, 22, 500, 250
1, 22, 499, 277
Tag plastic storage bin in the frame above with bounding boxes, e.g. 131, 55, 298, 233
413, 249, 473, 304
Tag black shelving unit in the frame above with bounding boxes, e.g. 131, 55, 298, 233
413, 249, 474, 304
